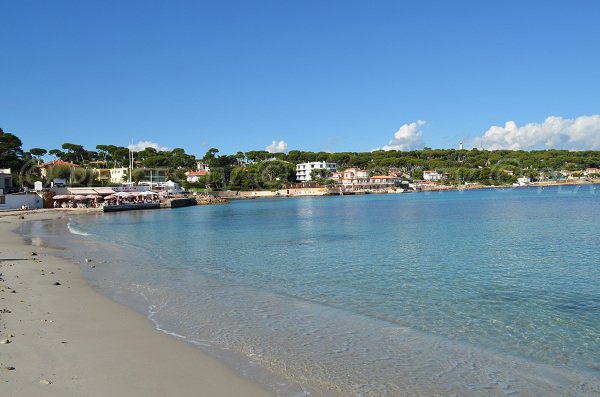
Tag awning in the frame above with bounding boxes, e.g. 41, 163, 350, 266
66, 189, 98, 195
93, 187, 116, 195
52, 195, 74, 200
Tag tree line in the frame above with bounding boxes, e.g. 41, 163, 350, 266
2, 127, 600, 190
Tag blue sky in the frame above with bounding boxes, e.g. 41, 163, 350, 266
2, 0, 600, 156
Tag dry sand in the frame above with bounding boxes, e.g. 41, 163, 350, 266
0, 210, 274, 397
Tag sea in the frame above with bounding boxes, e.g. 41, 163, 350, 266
22, 185, 600, 396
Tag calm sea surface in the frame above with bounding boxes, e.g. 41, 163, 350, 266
25, 186, 600, 396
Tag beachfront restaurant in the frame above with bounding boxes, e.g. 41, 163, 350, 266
50, 187, 160, 209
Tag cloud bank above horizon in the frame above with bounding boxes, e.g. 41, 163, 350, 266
127, 140, 170, 152
375, 120, 426, 151
472, 115, 600, 150
265, 140, 288, 153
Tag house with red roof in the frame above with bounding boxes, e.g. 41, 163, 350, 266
38, 160, 80, 178
185, 170, 208, 183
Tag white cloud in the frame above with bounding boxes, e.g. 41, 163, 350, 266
265, 140, 288, 153
473, 115, 600, 150
128, 141, 170, 152
375, 120, 426, 151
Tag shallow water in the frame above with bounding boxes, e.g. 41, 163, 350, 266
23, 186, 600, 396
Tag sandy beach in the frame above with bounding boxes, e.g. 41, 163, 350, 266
0, 210, 273, 397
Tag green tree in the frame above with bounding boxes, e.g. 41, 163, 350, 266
203, 148, 220, 162
61, 143, 89, 164
256, 160, 296, 189
310, 168, 333, 180
49, 149, 65, 159
28, 148, 47, 165
0, 128, 25, 170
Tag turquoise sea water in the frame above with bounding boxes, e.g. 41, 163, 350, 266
26, 186, 600, 396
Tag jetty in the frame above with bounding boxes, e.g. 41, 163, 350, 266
103, 203, 160, 212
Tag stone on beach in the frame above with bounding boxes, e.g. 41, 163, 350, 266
0, 338, 11, 344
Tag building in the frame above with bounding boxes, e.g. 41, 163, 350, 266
330, 168, 403, 191
0, 168, 13, 192
330, 168, 369, 190
584, 168, 600, 176
38, 160, 79, 178
196, 162, 210, 172
365, 175, 402, 190
423, 170, 446, 181
559, 170, 580, 179
517, 177, 531, 186
0, 192, 43, 210
107, 168, 168, 185
94, 168, 112, 183
185, 170, 208, 183
109, 168, 129, 184
139, 169, 167, 185
296, 161, 337, 182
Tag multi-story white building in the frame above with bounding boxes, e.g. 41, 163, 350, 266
196, 162, 210, 172
108, 168, 129, 184
104, 167, 167, 185
330, 168, 403, 191
296, 161, 337, 182
331, 168, 369, 189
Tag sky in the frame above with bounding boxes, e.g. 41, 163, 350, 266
2, 0, 600, 157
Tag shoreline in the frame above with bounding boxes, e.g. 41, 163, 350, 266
0, 210, 274, 396
203, 178, 600, 199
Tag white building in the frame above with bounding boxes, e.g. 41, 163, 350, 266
331, 168, 369, 190
296, 162, 337, 182
423, 170, 445, 181
0, 168, 13, 192
0, 192, 43, 210
109, 168, 129, 184
584, 168, 600, 176
196, 162, 210, 172
517, 177, 531, 186
330, 169, 403, 191
186, 170, 208, 183
106, 168, 168, 185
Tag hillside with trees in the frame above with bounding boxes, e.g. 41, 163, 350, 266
2, 128, 599, 190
